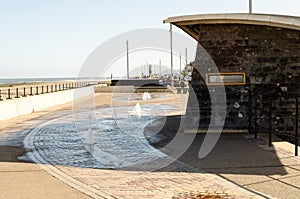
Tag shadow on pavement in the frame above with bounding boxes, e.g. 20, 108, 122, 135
145, 116, 288, 176
0, 115, 287, 177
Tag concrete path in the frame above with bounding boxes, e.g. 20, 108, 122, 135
0, 93, 299, 198
0, 101, 91, 199
21, 106, 267, 198
176, 133, 300, 199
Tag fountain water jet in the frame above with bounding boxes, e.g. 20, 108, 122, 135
142, 92, 152, 100
85, 115, 95, 155
132, 103, 142, 120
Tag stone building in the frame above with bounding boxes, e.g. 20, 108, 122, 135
164, 14, 300, 142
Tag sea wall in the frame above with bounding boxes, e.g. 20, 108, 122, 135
0, 86, 94, 121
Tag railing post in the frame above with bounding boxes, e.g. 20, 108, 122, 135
35, 86, 39, 95
248, 90, 252, 134
7, 89, 11, 99
15, 88, 19, 98
295, 97, 299, 156
30, 87, 33, 96
23, 87, 26, 97
255, 95, 258, 139
269, 94, 272, 147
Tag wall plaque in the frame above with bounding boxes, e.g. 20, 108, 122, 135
206, 72, 246, 85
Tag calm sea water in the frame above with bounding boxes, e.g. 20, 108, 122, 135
0, 77, 108, 85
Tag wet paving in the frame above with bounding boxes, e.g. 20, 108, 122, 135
0, 101, 276, 198
24, 104, 179, 169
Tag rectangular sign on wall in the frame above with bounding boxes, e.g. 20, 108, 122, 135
206, 72, 246, 85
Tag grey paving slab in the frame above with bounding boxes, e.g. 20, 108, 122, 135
21, 105, 273, 199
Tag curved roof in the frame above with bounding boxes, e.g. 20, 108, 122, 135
164, 13, 300, 40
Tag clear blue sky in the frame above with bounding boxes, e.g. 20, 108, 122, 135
0, 0, 299, 78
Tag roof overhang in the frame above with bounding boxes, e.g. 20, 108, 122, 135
163, 13, 300, 40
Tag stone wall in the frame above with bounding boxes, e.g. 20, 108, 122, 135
189, 24, 300, 139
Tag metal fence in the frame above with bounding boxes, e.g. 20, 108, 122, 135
249, 88, 299, 156
0, 81, 91, 101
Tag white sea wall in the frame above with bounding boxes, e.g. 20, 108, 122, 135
0, 86, 94, 121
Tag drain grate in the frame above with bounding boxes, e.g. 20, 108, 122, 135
172, 191, 234, 199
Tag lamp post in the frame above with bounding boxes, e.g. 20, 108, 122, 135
170, 23, 174, 87
180, 53, 182, 73
126, 40, 129, 79
249, 0, 253, 14
185, 48, 188, 65
159, 59, 162, 76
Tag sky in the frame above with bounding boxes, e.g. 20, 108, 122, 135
0, 0, 300, 78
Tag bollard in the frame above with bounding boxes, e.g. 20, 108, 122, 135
0, 90, 2, 101
23, 87, 26, 97
51, 85, 53, 92
46, 85, 49, 93
55, 85, 57, 92
41, 86, 44, 94
59, 84, 61, 91
7, 89, 12, 99
15, 88, 19, 98
295, 97, 299, 156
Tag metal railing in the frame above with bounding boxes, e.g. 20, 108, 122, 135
0, 81, 92, 101
249, 88, 299, 156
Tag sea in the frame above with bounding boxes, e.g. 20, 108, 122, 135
0, 77, 108, 85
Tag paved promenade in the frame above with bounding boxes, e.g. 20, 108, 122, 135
0, 101, 91, 199
0, 93, 299, 198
